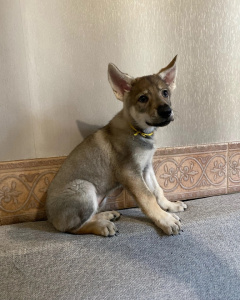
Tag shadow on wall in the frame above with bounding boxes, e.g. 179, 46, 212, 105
76, 120, 102, 139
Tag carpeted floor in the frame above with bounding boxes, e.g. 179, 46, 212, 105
1, 193, 240, 300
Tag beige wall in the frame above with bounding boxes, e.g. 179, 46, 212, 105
1, 0, 240, 161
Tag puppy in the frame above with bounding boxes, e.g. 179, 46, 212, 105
46, 56, 187, 237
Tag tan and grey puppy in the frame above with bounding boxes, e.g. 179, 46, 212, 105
46, 56, 187, 237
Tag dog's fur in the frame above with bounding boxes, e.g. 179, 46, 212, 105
46, 56, 187, 236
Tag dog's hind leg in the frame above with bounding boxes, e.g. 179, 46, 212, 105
71, 210, 120, 236
47, 180, 120, 237
46, 180, 99, 233
71, 216, 119, 237
96, 211, 121, 221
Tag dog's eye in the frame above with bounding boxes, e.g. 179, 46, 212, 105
161, 89, 169, 98
138, 95, 149, 103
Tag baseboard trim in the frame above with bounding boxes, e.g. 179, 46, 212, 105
1, 142, 240, 225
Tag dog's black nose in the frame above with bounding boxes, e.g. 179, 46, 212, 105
157, 105, 172, 119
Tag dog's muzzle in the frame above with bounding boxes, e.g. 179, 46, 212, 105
146, 105, 174, 127
157, 104, 172, 119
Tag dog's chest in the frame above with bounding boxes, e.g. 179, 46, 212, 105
133, 147, 154, 171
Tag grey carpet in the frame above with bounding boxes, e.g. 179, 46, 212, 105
1, 193, 240, 300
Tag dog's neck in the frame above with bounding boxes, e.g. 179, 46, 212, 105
124, 109, 155, 137
110, 110, 156, 140
129, 123, 154, 139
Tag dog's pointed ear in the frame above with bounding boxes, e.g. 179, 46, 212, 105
158, 55, 177, 90
108, 63, 134, 101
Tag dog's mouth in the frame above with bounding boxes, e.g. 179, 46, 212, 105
146, 117, 173, 127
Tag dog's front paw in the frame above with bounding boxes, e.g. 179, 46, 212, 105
165, 201, 187, 213
155, 212, 181, 235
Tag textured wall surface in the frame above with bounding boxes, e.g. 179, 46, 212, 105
1, 0, 240, 161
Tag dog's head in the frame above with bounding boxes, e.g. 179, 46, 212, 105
108, 56, 177, 131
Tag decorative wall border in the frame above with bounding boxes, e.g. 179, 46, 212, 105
0, 157, 65, 225
1, 142, 240, 225
153, 143, 228, 201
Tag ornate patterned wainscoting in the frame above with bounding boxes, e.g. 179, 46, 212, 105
0, 143, 240, 225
